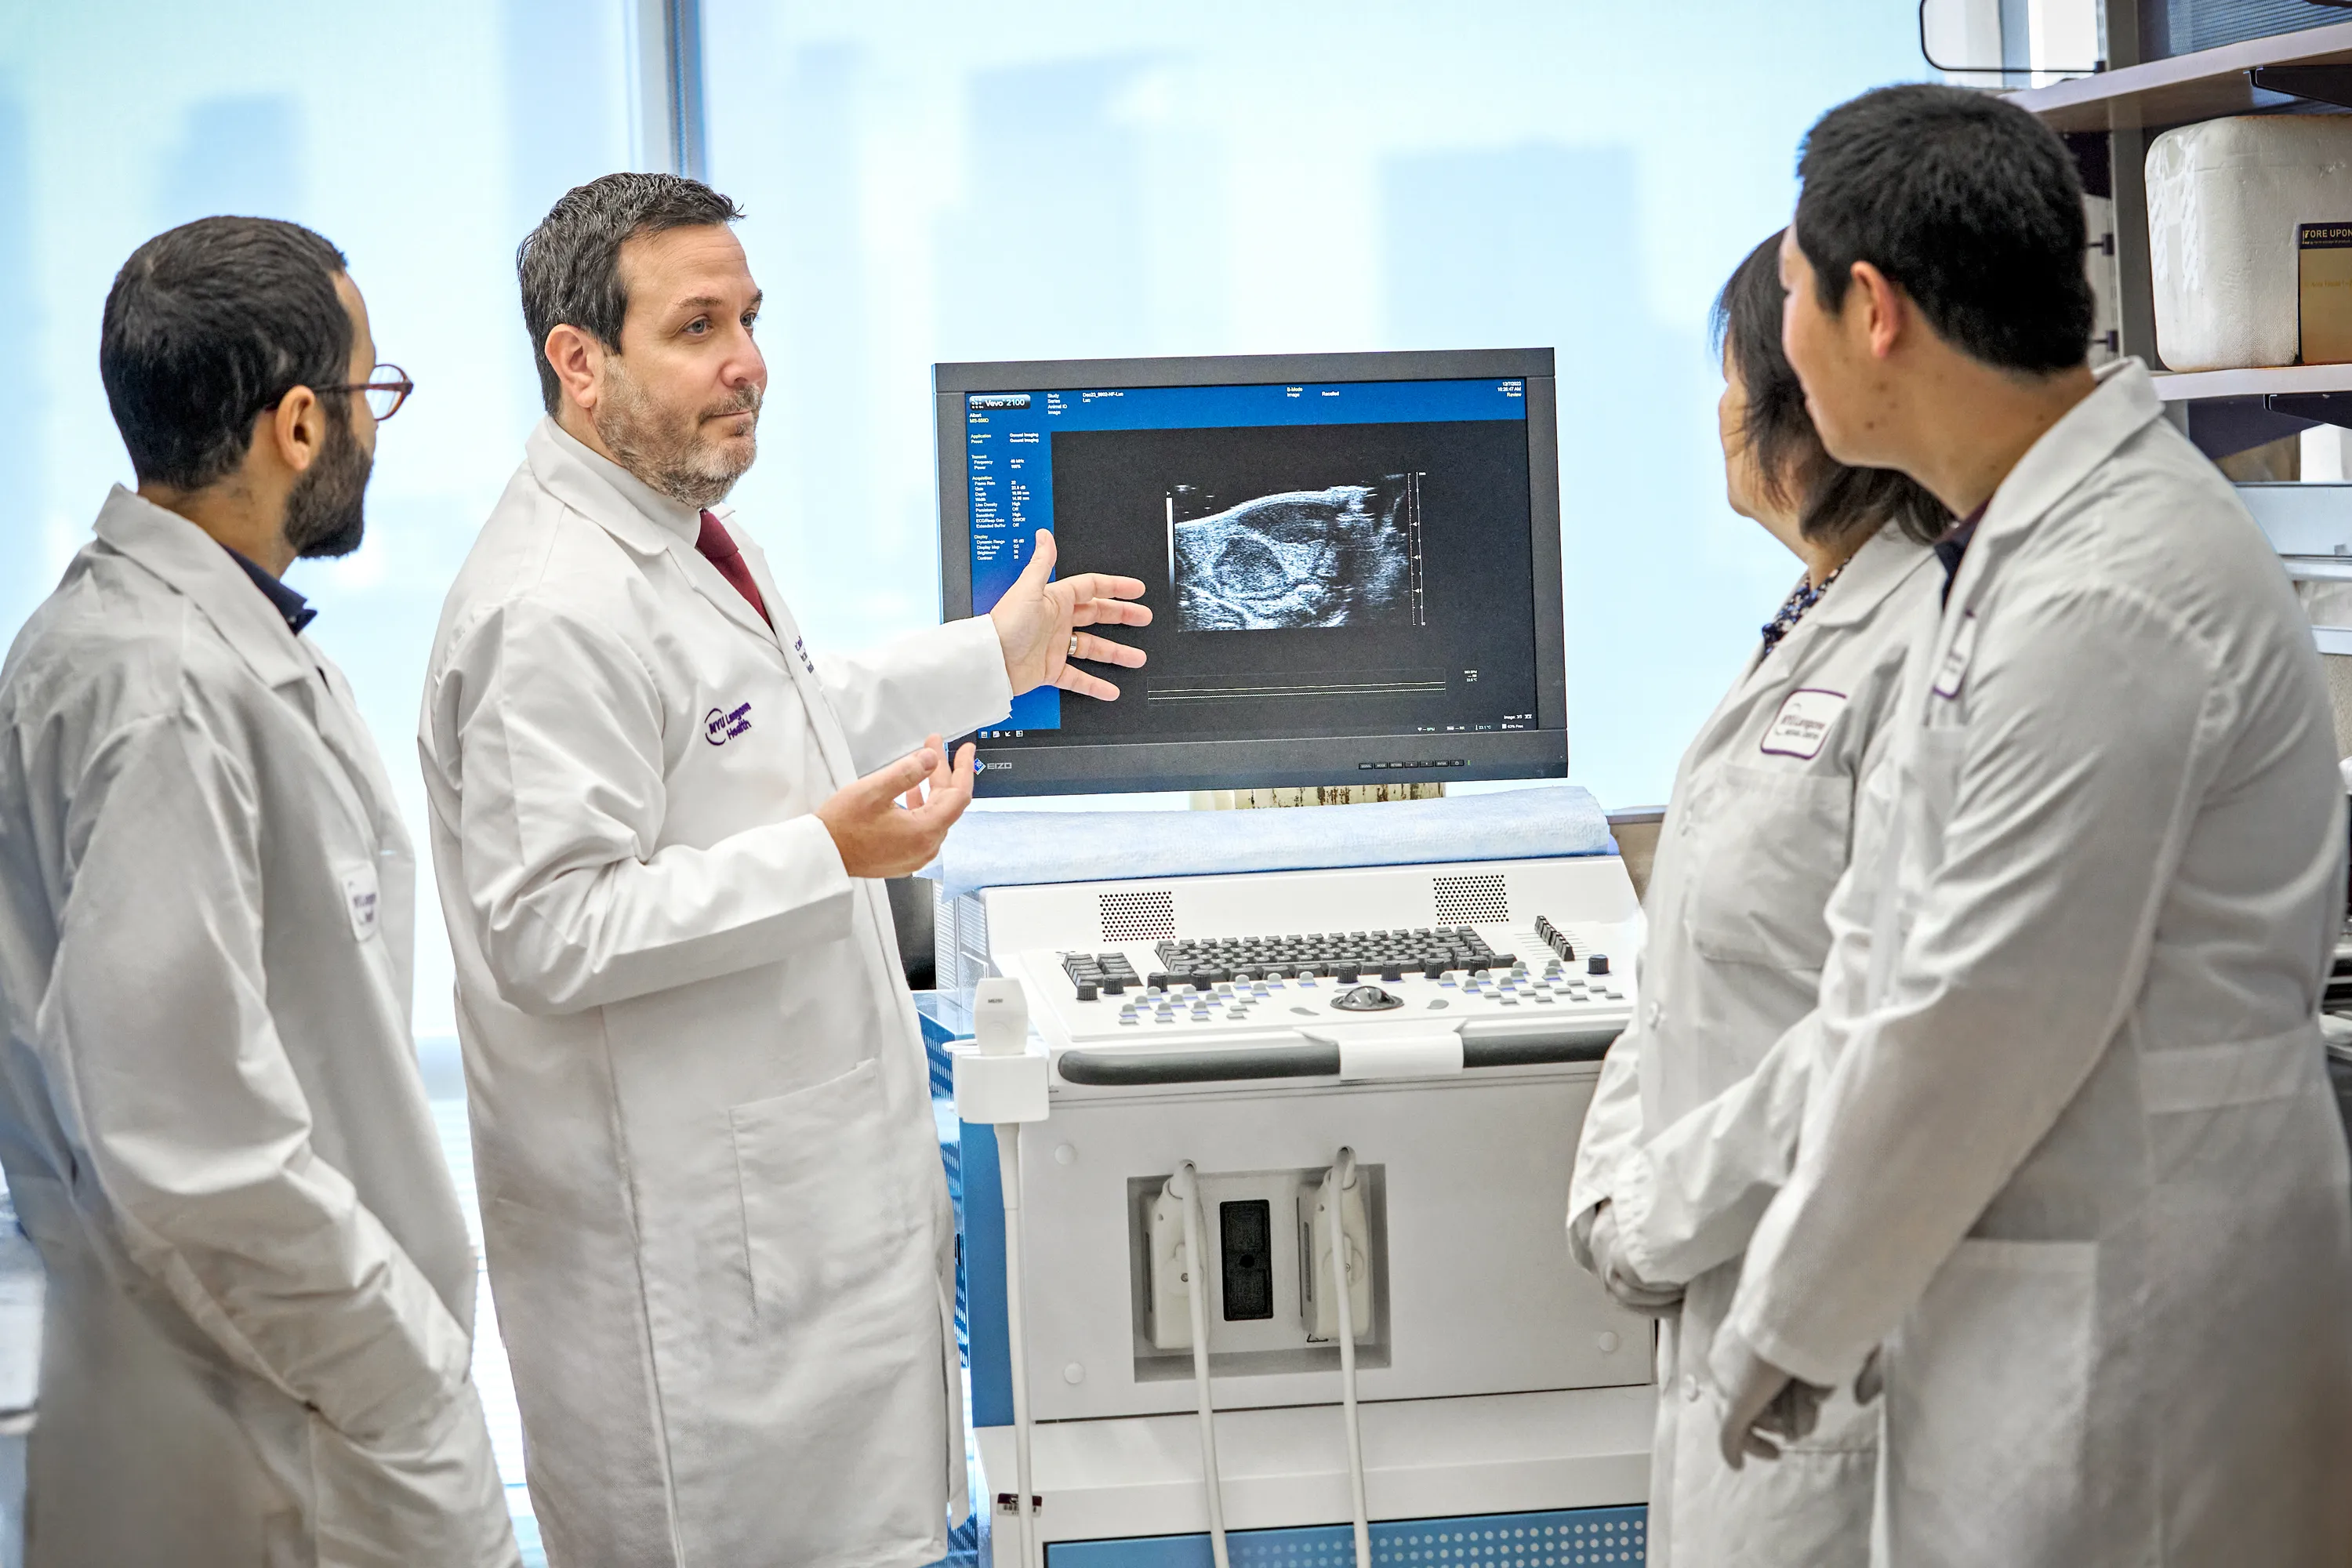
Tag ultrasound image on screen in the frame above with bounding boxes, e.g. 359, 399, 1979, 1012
1168, 476, 1424, 631
1038, 417, 1535, 746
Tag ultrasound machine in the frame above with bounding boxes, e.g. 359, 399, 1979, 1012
932, 350, 1654, 1568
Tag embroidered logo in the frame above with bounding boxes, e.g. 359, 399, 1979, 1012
704, 702, 753, 746
792, 635, 816, 675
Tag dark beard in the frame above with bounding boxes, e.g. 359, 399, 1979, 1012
284, 401, 373, 559
593, 358, 759, 510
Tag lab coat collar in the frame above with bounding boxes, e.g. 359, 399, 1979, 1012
1727, 522, 1935, 692
91, 485, 315, 691
527, 417, 705, 553
526, 417, 778, 647
1798, 521, 1937, 633
1947, 358, 2159, 613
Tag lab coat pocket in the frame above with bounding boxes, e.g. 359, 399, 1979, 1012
1684, 762, 1852, 969
1884, 1236, 2096, 1560
729, 1058, 917, 1325
307, 1377, 514, 1568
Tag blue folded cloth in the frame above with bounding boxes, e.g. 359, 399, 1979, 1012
925, 786, 1616, 898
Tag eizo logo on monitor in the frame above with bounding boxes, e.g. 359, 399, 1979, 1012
704, 702, 753, 746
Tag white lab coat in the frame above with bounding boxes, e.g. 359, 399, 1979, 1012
0, 488, 515, 1568
1567, 523, 1940, 1567
1722, 360, 2352, 1565
420, 420, 1012, 1568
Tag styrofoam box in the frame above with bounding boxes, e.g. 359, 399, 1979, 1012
2149, 114, 2352, 371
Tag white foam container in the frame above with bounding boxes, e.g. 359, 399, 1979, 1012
2148, 114, 2352, 371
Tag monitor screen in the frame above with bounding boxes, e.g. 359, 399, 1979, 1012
935, 350, 1566, 797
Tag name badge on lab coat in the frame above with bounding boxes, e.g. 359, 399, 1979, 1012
1933, 612, 1980, 700
339, 866, 381, 942
1760, 688, 1848, 760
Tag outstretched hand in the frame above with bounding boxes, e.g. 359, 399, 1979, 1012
814, 735, 975, 879
988, 528, 1152, 700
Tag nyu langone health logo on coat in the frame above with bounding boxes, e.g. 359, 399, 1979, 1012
705, 702, 753, 746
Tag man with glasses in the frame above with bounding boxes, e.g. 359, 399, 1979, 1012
0, 217, 516, 1566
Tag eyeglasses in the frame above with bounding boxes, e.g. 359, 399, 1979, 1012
332, 364, 414, 421
263, 363, 415, 422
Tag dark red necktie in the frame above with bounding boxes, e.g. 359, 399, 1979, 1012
696, 510, 772, 629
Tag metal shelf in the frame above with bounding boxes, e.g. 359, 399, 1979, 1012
2009, 22, 2352, 132
2154, 364, 2352, 401
2156, 369, 2352, 456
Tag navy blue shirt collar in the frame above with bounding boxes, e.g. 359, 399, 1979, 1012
220, 545, 317, 635
1935, 502, 1987, 606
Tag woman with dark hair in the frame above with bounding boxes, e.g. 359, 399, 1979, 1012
1564, 232, 1947, 1566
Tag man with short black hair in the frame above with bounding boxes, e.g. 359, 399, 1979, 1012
422, 172, 1147, 1566
1704, 84, 2352, 1561
0, 217, 517, 1566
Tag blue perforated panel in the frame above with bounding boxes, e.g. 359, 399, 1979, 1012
1046, 1506, 1647, 1568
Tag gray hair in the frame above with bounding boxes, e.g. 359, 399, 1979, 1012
516, 172, 745, 414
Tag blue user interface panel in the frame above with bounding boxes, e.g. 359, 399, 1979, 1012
964, 377, 1534, 742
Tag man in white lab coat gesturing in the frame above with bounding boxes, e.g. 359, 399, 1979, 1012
0, 219, 517, 1566
420, 173, 1149, 1568
1707, 86, 2352, 1561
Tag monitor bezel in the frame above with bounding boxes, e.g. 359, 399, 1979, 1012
934, 348, 1566, 797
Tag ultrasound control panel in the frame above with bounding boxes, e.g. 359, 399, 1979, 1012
1007, 919, 1628, 1050
966, 855, 1642, 1074
1147, 926, 1506, 986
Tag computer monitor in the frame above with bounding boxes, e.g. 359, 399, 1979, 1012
934, 348, 1566, 797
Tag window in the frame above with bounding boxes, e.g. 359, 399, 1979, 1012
0, 4, 634, 1037
699, 2, 1928, 808
0, 6, 638, 1555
